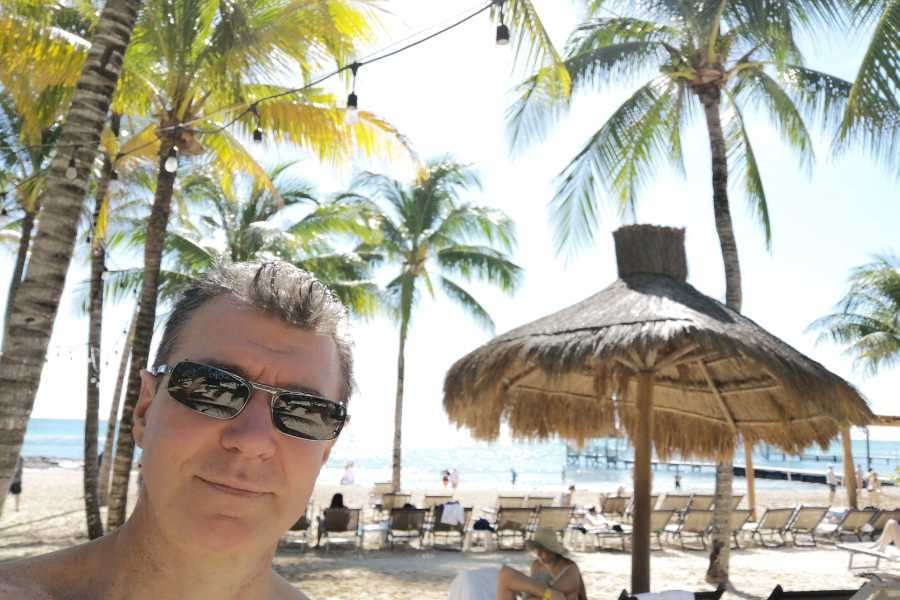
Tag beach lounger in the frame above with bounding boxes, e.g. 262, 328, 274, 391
664, 509, 714, 550
319, 508, 362, 552
428, 504, 471, 551
281, 512, 313, 550
493, 507, 535, 550
624, 495, 659, 521
786, 506, 829, 547
497, 495, 526, 509
869, 510, 900, 540
381, 492, 412, 511
765, 583, 859, 599
837, 543, 900, 570
690, 494, 715, 510
600, 496, 630, 519
589, 510, 674, 552
531, 506, 573, 540
659, 493, 693, 512
386, 507, 428, 549
422, 494, 454, 509
370, 482, 393, 507
618, 584, 725, 599
525, 496, 555, 509
729, 509, 752, 549
730, 495, 744, 510
744, 507, 795, 547
818, 509, 878, 543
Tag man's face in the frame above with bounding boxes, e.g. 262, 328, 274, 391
133, 295, 342, 555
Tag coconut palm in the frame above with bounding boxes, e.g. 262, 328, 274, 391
352, 159, 523, 491
838, 0, 899, 171
0, 0, 139, 512
811, 254, 900, 374
507, 0, 852, 584
103, 0, 411, 529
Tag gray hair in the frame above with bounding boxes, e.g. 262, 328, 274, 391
153, 260, 354, 404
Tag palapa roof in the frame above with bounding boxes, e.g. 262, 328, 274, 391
443, 225, 873, 460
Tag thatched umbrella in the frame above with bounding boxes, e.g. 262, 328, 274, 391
444, 225, 872, 593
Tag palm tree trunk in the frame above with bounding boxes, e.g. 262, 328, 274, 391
107, 137, 178, 529
391, 316, 409, 493
83, 155, 115, 540
0, 0, 143, 511
701, 90, 741, 586
1, 209, 36, 352
98, 306, 136, 506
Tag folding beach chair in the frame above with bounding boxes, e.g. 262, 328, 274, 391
386, 507, 428, 549
818, 508, 878, 543
836, 542, 900, 570
664, 509, 714, 550
497, 495, 526, 509
744, 507, 794, 547
659, 494, 693, 521
728, 509, 752, 549
869, 510, 900, 541
600, 496, 630, 519
624, 495, 659, 521
786, 506, 829, 547
765, 584, 860, 599
689, 494, 715, 510
493, 507, 536, 550
525, 496, 555, 509
281, 511, 313, 551
319, 508, 362, 552
428, 504, 471, 551
381, 492, 412, 511
531, 506, 573, 540
423, 494, 454, 509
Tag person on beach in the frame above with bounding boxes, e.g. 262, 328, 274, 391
450, 468, 460, 490
447, 528, 586, 600
871, 519, 900, 553
442, 469, 451, 488
7, 455, 23, 512
867, 469, 882, 502
340, 461, 354, 485
0, 261, 351, 600
511, 468, 518, 487
856, 464, 866, 490
674, 472, 682, 491
826, 465, 837, 504
317, 493, 349, 546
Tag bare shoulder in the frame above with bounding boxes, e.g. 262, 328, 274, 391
0, 541, 101, 599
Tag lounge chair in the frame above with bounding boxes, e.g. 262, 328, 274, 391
729, 495, 744, 510
386, 507, 428, 549
593, 510, 675, 552
531, 506, 573, 540
765, 584, 859, 599
817, 508, 878, 543
836, 542, 900, 570
869, 510, 900, 540
618, 584, 725, 599
600, 496, 630, 519
428, 504, 471, 551
664, 509, 714, 550
497, 495, 526, 509
729, 509, 752, 549
493, 507, 535, 550
786, 506, 828, 547
369, 482, 393, 508
281, 512, 313, 550
381, 492, 412, 511
319, 508, 361, 551
744, 507, 795, 547
423, 494, 454, 509
525, 495, 555, 509
659, 494, 693, 521
689, 494, 715, 510
624, 495, 659, 521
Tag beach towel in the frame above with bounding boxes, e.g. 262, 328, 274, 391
441, 501, 465, 526
635, 591, 694, 600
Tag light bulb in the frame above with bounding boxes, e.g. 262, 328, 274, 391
164, 146, 178, 173
345, 92, 359, 125
496, 23, 510, 46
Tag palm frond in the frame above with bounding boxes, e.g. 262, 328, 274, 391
436, 244, 523, 293
438, 275, 495, 333
724, 91, 771, 248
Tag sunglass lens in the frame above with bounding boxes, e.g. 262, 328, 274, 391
272, 394, 346, 440
168, 362, 250, 419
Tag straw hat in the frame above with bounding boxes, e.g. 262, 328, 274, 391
528, 528, 570, 558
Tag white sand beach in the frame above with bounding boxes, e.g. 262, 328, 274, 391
2, 466, 896, 599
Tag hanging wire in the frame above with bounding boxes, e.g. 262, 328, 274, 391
0, 1, 495, 157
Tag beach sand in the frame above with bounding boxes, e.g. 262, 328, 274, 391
2, 466, 896, 599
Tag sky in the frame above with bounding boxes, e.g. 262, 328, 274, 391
2, 0, 899, 453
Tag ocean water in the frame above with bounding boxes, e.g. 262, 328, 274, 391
21, 419, 900, 492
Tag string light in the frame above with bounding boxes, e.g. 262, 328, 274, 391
345, 63, 360, 126
250, 104, 263, 142
496, 0, 510, 46
163, 146, 178, 173
65, 147, 78, 180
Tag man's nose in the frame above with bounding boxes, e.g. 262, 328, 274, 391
219, 389, 278, 459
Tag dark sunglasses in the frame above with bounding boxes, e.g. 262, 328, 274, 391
149, 360, 348, 441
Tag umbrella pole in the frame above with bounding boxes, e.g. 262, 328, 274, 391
631, 370, 654, 594
744, 443, 756, 520
841, 427, 858, 509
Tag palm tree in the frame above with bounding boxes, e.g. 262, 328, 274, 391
352, 159, 523, 491
0, 0, 142, 513
506, 0, 851, 586
811, 254, 900, 374
104, 0, 408, 529
839, 1, 899, 171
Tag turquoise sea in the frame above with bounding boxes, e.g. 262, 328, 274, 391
21, 418, 900, 492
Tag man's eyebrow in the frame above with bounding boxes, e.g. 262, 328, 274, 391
199, 359, 327, 398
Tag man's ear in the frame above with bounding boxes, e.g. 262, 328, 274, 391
133, 370, 158, 449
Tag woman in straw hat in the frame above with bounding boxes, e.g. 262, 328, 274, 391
496, 527, 587, 600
